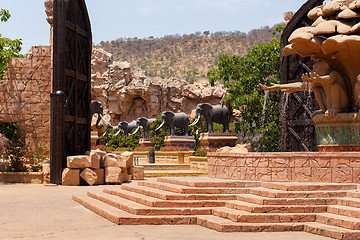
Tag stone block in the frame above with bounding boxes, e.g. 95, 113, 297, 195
42, 162, 50, 184
105, 167, 123, 184
62, 168, 80, 186
80, 168, 98, 186
103, 154, 124, 167
94, 168, 105, 185
67, 155, 91, 168
120, 151, 134, 169
132, 166, 144, 180
89, 151, 101, 169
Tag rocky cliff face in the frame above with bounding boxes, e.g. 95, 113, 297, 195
91, 48, 226, 127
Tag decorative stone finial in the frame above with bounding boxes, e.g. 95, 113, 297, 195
44, 0, 54, 25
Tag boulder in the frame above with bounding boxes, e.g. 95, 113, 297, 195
94, 168, 105, 185
120, 151, 133, 169
132, 166, 144, 180
67, 155, 92, 168
105, 167, 123, 184
89, 151, 101, 169
80, 168, 98, 186
62, 168, 80, 186
216, 143, 254, 153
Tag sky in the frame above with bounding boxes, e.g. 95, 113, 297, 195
1, 0, 313, 54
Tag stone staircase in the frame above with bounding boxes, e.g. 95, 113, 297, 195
73, 177, 360, 240
140, 163, 207, 177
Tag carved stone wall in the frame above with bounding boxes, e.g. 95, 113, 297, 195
0, 46, 52, 155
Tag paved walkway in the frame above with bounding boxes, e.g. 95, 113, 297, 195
0, 183, 332, 240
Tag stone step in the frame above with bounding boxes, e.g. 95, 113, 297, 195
249, 187, 349, 198
197, 215, 305, 232
337, 197, 360, 208
305, 222, 360, 240
327, 205, 360, 219
121, 183, 238, 201
157, 177, 261, 188
103, 188, 226, 208
140, 163, 192, 171
346, 191, 360, 198
144, 170, 207, 178
262, 182, 358, 192
87, 191, 212, 216
317, 213, 360, 230
237, 194, 337, 206
226, 200, 327, 213
72, 195, 197, 225
213, 207, 316, 223
139, 181, 251, 195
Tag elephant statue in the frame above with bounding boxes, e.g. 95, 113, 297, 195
114, 121, 138, 137
133, 117, 157, 138
155, 111, 189, 136
91, 100, 110, 129
189, 103, 230, 133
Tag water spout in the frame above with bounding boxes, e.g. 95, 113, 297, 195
262, 91, 269, 119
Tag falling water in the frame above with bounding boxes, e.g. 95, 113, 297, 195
262, 91, 270, 120
284, 93, 289, 110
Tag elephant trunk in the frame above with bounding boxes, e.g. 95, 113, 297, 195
95, 114, 103, 129
155, 121, 165, 131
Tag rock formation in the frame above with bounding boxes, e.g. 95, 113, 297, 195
91, 48, 226, 128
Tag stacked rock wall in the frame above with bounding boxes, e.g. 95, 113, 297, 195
0, 46, 51, 155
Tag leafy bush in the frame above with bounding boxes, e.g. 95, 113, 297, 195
100, 129, 140, 150
149, 117, 168, 150
134, 146, 155, 152
30, 142, 47, 172
5, 129, 27, 172
160, 146, 191, 152
194, 147, 216, 157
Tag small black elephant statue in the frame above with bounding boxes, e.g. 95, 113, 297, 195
133, 117, 156, 138
190, 103, 230, 133
155, 111, 189, 136
114, 121, 138, 137
91, 100, 110, 129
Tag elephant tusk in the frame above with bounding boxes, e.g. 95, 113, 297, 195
131, 126, 140, 135
189, 115, 201, 127
99, 114, 111, 126
114, 129, 121, 136
155, 121, 165, 131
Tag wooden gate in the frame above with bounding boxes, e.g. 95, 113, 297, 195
50, 0, 92, 184
280, 0, 323, 152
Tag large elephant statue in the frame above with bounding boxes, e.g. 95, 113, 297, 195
132, 117, 156, 138
190, 103, 230, 133
114, 121, 138, 137
155, 111, 189, 136
91, 100, 110, 129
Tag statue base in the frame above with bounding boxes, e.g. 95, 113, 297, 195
139, 138, 152, 148
91, 131, 99, 148
164, 136, 196, 150
199, 133, 238, 149
314, 113, 360, 152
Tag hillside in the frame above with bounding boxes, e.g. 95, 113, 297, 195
96, 25, 281, 82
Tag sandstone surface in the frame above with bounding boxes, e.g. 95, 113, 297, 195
62, 168, 80, 186
91, 48, 226, 128
67, 155, 92, 169
80, 168, 98, 186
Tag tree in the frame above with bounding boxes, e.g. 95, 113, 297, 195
0, 9, 23, 79
203, 31, 210, 37
207, 38, 281, 152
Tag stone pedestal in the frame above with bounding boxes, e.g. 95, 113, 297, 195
139, 138, 152, 147
199, 133, 238, 149
91, 131, 99, 148
164, 136, 196, 150
313, 113, 360, 152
